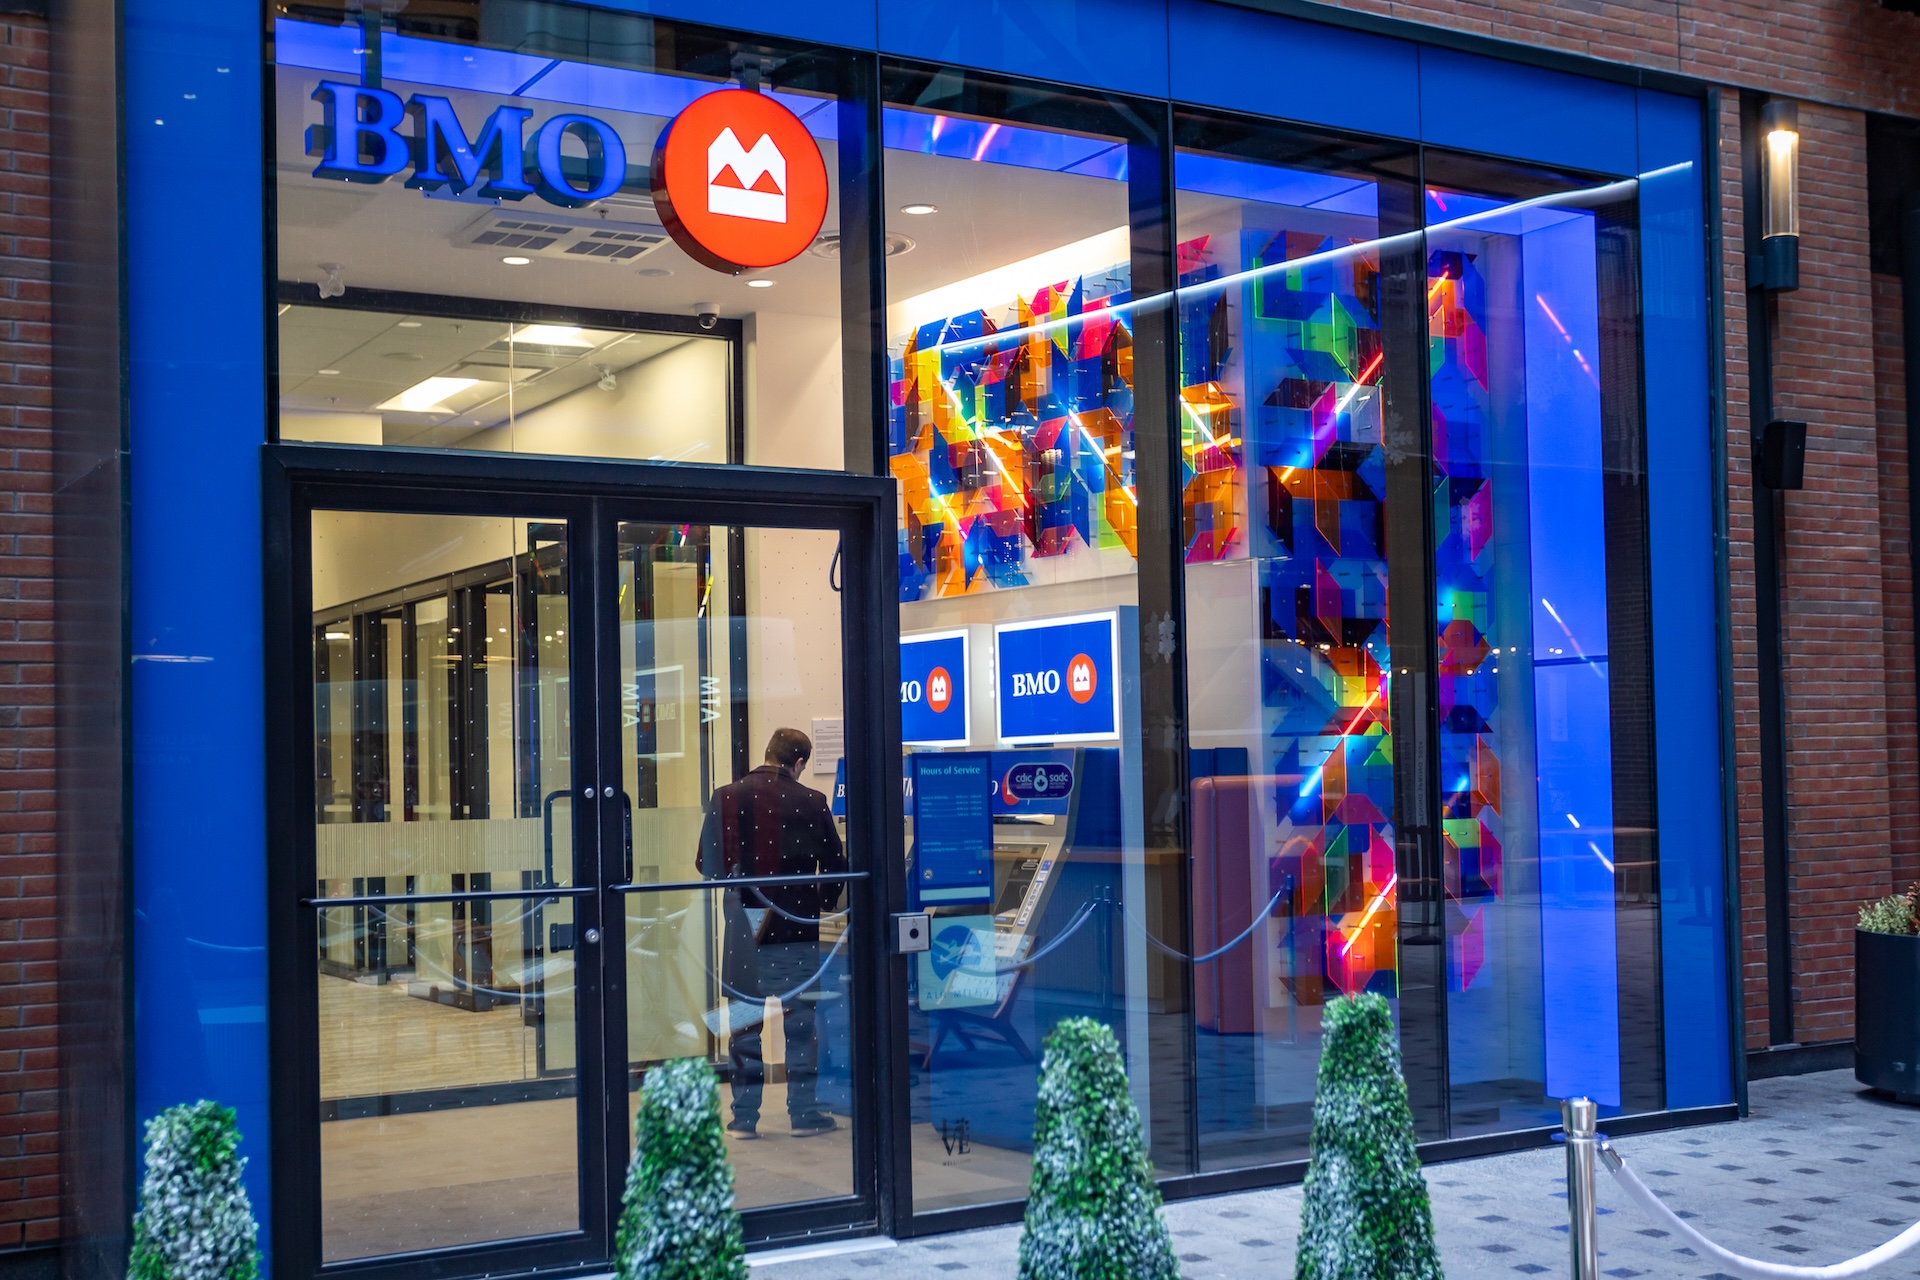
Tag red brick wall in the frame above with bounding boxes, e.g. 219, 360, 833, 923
0, 12, 54, 1255
1875, 272, 1920, 896
1719, 91, 1770, 1051
1301, 0, 1920, 116
1771, 104, 1893, 1045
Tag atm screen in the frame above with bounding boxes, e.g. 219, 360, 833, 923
992, 842, 1050, 919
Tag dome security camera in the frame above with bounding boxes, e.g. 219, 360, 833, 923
696, 303, 720, 331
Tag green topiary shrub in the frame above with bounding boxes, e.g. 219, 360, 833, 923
1295, 993, 1443, 1280
1859, 884, 1920, 935
615, 1057, 746, 1280
127, 1101, 260, 1280
1016, 1017, 1179, 1280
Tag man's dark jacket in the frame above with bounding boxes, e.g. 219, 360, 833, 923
698, 765, 847, 946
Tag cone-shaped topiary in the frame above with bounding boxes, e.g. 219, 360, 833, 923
1295, 992, 1444, 1279
1016, 1016, 1179, 1280
615, 1057, 747, 1280
127, 1101, 260, 1280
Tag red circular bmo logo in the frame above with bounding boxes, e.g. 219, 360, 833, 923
926, 667, 953, 714
1067, 654, 1097, 705
650, 89, 829, 275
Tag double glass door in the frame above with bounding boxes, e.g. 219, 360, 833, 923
280, 463, 894, 1278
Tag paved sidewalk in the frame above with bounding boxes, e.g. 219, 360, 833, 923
751, 1068, 1920, 1278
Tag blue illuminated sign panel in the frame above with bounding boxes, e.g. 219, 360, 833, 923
901, 630, 969, 747
309, 81, 627, 208
995, 612, 1121, 745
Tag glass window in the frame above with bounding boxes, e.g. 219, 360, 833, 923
882, 66, 1162, 1212
310, 511, 579, 1261
272, 1, 855, 468
1172, 113, 1424, 1170
1421, 155, 1656, 1130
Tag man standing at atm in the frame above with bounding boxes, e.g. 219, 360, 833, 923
698, 727, 847, 1139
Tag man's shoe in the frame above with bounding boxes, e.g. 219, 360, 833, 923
790, 1115, 837, 1138
726, 1120, 759, 1140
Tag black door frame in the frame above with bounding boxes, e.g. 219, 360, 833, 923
263, 443, 904, 1280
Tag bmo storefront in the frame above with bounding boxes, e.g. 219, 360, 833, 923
92, 0, 1736, 1271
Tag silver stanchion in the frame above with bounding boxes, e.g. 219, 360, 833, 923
1563, 1097, 1599, 1280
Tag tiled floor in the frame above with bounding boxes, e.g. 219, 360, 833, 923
751, 1068, 1920, 1278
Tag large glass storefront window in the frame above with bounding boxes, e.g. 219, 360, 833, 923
1421, 157, 1658, 1130
882, 68, 1163, 1213
1172, 116, 1428, 1170
272, 1, 857, 467
271, 0, 1704, 1245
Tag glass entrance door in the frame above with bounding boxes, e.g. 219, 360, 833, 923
279, 467, 891, 1280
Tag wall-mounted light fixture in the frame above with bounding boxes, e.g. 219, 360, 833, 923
1756, 99, 1801, 291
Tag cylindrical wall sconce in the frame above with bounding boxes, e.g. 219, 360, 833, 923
1758, 98, 1801, 291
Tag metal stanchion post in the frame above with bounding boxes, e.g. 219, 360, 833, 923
1562, 1097, 1599, 1280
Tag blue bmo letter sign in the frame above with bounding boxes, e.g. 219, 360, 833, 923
995, 612, 1119, 744
901, 630, 968, 747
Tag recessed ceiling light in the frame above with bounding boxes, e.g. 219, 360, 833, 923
396, 320, 422, 328
511, 324, 593, 347
317, 368, 340, 376
501, 256, 531, 266
376, 376, 480, 413
899, 202, 938, 216
746, 279, 775, 288
637, 267, 672, 278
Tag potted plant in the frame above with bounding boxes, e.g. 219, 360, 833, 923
614, 1057, 747, 1280
1295, 993, 1444, 1280
128, 1101, 260, 1280
1857, 883, 1920, 1103
1017, 1017, 1179, 1280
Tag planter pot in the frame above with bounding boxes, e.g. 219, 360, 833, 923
1856, 929, 1920, 1102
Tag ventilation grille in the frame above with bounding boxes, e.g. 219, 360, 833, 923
452, 209, 670, 263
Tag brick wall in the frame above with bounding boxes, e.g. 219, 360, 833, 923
1877, 271, 1920, 895
1771, 104, 1893, 1044
1302, 0, 1920, 116
0, 11, 54, 1256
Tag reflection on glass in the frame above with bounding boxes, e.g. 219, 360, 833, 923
623, 883, 854, 1208
884, 74, 1149, 1214
317, 896, 579, 1260
617, 522, 854, 1209
1173, 127, 1410, 1170
311, 512, 578, 1258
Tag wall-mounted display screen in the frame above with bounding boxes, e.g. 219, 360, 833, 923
994, 612, 1121, 744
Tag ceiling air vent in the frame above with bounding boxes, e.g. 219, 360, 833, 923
451, 207, 671, 263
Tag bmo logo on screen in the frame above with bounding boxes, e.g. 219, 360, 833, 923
902, 631, 970, 748
996, 614, 1120, 745
651, 89, 829, 275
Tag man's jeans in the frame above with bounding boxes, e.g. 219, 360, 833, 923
727, 941, 826, 1128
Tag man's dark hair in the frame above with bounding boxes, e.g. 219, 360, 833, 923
764, 728, 812, 771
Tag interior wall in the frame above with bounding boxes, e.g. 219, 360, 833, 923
310, 511, 524, 612
466, 336, 730, 464
746, 309, 843, 470
744, 526, 844, 803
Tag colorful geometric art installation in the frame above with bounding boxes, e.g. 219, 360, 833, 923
1179, 224, 1399, 1007
1428, 245, 1506, 993
889, 267, 1137, 601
